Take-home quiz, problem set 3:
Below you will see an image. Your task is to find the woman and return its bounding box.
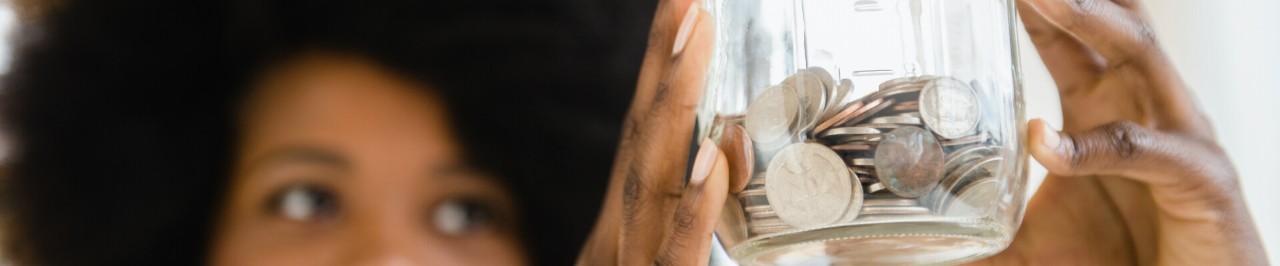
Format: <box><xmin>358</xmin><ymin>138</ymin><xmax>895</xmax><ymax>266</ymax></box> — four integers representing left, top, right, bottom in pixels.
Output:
<box><xmin>0</xmin><ymin>0</ymin><xmax>645</xmax><ymax>264</ymax></box>
<box><xmin>2</xmin><ymin>0</ymin><xmax>1268</xmax><ymax>265</ymax></box>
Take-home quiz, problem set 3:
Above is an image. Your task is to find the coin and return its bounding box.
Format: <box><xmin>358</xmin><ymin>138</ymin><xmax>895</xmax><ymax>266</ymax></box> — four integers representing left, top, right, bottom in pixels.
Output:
<box><xmin>719</xmin><ymin>124</ymin><xmax>756</xmax><ymax>193</ymax></box>
<box><xmin>850</xmin><ymin>158</ymin><xmax>876</xmax><ymax>167</ymax></box>
<box><xmin>867</xmin><ymin>115</ymin><xmax>921</xmax><ymax>125</ymax></box>
<box><xmin>765</xmin><ymin>143</ymin><xmax>852</xmax><ymax>228</ymax></box>
<box><xmin>842</xmin><ymin>98</ymin><xmax>896</xmax><ymax>126</ymax></box>
<box><xmin>745</xmin><ymin>85</ymin><xmax>801</xmax><ymax>149</ymax></box>
<box><xmin>863</xmin><ymin>198</ymin><xmax>918</xmax><ymax>207</ymax></box>
<box><xmin>784</xmin><ymin>71</ymin><xmax>829</xmax><ymax>133</ymax></box>
<box><xmin>866</xmin><ymin>182</ymin><xmax>887</xmax><ymax>193</ymax></box>
<box><xmin>836</xmin><ymin>169</ymin><xmax>865</xmax><ymax>222</ymax></box>
<box><xmin>931</xmin><ymin>156</ymin><xmax>1002</xmax><ymax>210</ymax></box>
<box><xmin>817</xmin><ymin>126</ymin><xmax>880</xmax><ymax>139</ymax></box>
<box><xmin>748</xmin><ymin>209</ymin><xmax>777</xmax><ymax>219</ymax></box>
<box><xmin>813</xmin><ymin>100</ymin><xmax>869</xmax><ymax>134</ymax></box>
<box><xmin>943</xmin><ymin>145</ymin><xmax>997</xmax><ymax>174</ymax></box>
<box><xmin>806</xmin><ymin>67</ymin><xmax>838</xmax><ymax>106</ymax></box>
<box><xmin>856</xmin><ymin>123</ymin><xmax>902</xmax><ymax>132</ymax></box>
<box><xmin>919</xmin><ymin>77</ymin><xmax>980</xmax><ymax>139</ymax></box>
<box><xmin>751</xmin><ymin>216</ymin><xmax>789</xmax><ymax>227</ymax></box>
<box><xmin>894</xmin><ymin>101</ymin><xmax>920</xmax><ymax>112</ymax></box>
<box><xmin>829</xmin><ymin>143</ymin><xmax>873</xmax><ymax>152</ymax></box>
<box><xmin>944</xmin><ymin>177</ymin><xmax>999</xmax><ymax>216</ymax></box>
<box><xmin>874</xmin><ymin>127</ymin><xmax>945</xmax><ymax>198</ymax></box>
<box><xmin>739</xmin><ymin>188</ymin><xmax>767</xmax><ymax>197</ymax></box>
<box><xmin>860</xmin><ymin>205</ymin><xmax>931</xmax><ymax>216</ymax></box>
<box><xmin>942</xmin><ymin>132</ymin><xmax>989</xmax><ymax>147</ymax></box>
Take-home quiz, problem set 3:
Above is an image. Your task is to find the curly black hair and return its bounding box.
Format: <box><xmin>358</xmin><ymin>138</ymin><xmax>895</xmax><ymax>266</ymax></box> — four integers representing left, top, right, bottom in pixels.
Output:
<box><xmin>0</xmin><ymin>0</ymin><xmax>656</xmax><ymax>265</ymax></box>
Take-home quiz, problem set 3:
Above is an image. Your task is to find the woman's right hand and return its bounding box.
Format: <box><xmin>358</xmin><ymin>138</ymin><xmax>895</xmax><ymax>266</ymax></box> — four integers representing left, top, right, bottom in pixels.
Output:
<box><xmin>971</xmin><ymin>0</ymin><xmax>1267</xmax><ymax>264</ymax></box>
<box><xmin>576</xmin><ymin>0</ymin><xmax>728</xmax><ymax>265</ymax></box>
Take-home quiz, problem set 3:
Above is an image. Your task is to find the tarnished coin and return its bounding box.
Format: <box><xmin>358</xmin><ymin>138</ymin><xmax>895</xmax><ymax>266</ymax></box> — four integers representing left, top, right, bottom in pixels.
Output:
<box><xmin>719</xmin><ymin>124</ymin><xmax>756</xmax><ymax>193</ymax></box>
<box><xmin>745</xmin><ymin>85</ymin><xmax>801</xmax><ymax>149</ymax></box>
<box><xmin>765</xmin><ymin>143</ymin><xmax>852</xmax><ymax>228</ymax></box>
<box><xmin>919</xmin><ymin>77</ymin><xmax>980</xmax><ymax>139</ymax></box>
<box><xmin>849</xmin><ymin>166</ymin><xmax>876</xmax><ymax>177</ymax></box>
<box><xmin>944</xmin><ymin>177</ymin><xmax>999</xmax><ymax>216</ymax></box>
<box><xmin>874</xmin><ymin>127</ymin><xmax>945</xmax><ymax>198</ymax></box>
<box><xmin>739</xmin><ymin>188</ymin><xmax>767</xmax><ymax>197</ymax></box>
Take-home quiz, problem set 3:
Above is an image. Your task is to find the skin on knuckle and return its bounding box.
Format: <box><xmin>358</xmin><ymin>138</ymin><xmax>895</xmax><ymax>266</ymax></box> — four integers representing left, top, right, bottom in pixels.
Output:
<box><xmin>1106</xmin><ymin>121</ymin><xmax>1146</xmax><ymax>161</ymax></box>
<box><xmin>1056</xmin><ymin>0</ymin><xmax>1098</xmax><ymax>33</ymax></box>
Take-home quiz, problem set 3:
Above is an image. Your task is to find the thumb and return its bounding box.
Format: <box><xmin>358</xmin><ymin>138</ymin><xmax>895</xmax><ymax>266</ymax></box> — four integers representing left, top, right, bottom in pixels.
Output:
<box><xmin>1027</xmin><ymin>119</ymin><xmax>1227</xmax><ymax>188</ymax></box>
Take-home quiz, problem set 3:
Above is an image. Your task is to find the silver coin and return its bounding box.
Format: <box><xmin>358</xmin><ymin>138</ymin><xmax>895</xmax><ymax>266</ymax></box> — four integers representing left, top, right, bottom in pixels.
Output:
<box><xmin>806</xmin><ymin>67</ymin><xmax>838</xmax><ymax>107</ymax></box>
<box><xmin>744</xmin><ymin>205</ymin><xmax>773</xmax><ymax>213</ymax></box>
<box><xmin>836</xmin><ymin>169</ymin><xmax>866</xmax><ymax>222</ymax></box>
<box><xmin>944</xmin><ymin>177</ymin><xmax>999</xmax><ymax>216</ymax></box>
<box><xmin>942</xmin><ymin>132</ymin><xmax>989</xmax><ymax>147</ymax></box>
<box><xmin>751</xmin><ymin>216</ymin><xmax>789</xmax><ymax>227</ymax></box>
<box><xmin>830</xmin><ymin>143</ymin><xmax>873</xmax><ymax>152</ymax></box>
<box><xmin>784</xmin><ymin>71</ymin><xmax>829</xmax><ymax>133</ymax></box>
<box><xmin>749</xmin><ymin>224</ymin><xmax>795</xmax><ymax>235</ymax></box>
<box><xmin>860</xmin><ymin>205</ymin><xmax>931</xmax><ymax>216</ymax></box>
<box><xmin>748</xmin><ymin>209</ymin><xmax>777</xmax><ymax>219</ymax></box>
<box><xmin>874</xmin><ymin>127</ymin><xmax>945</xmax><ymax>198</ymax></box>
<box><xmin>878</xmin><ymin>76</ymin><xmax>936</xmax><ymax>91</ymax></box>
<box><xmin>931</xmin><ymin>156</ymin><xmax>1002</xmax><ymax>210</ymax></box>
<box><xmin>817</xmin><ymin>126</ymin><xmax>881</xmax><ymax>139</ymax></box>
<box><xmin>897</xmin><ymin>112</ymin><xmax>922</xmax><ymax>118</ymax></box>
<box><xmin>943</xmin><ymin>145</ymin><xmax>997</xmax><ymax>174</ymax></box>
<box><xmin>867</xmin><ymin>115</ymin><xmax>922</xmax><ymax>125</ymax></box>
<box><xmin>745</xmin><ymin>85</ymin><xmax>801</xmax><ymax>149</ymax></box>
<box><xmin>850</xmin><ymin>158</ymin><xmax>876</xmax><ymax>167</ymax></box>
<box><xmin>866</xmin><ymin>182</ymin><xmax>887</xmax><ymax>193</ymax></box>
<box><xmin>919</xmin><ymin>77</ymin><xmax>980</xmax><ymax>139</ymax></box>
<box><xmin>863</xmin><ymin>198</ymin><xmax>919</xmax><ymax>207</ymax></box>
<box><xmin>849</xmin><ymin>166</ymin><xmax>876</xmax><ymax>177</ymax></box>
<box><xmin>765</xmin><ymin>143</ymin><xmax>852</xmax><ymax>228</ymax></box>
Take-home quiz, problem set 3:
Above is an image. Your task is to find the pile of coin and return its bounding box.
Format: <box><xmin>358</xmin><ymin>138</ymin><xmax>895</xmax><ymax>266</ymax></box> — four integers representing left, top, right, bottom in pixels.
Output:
<box><xmin>722</xmin><ymin>67</ymin><xmax>1007</xmax><ymax>235</ymax></box>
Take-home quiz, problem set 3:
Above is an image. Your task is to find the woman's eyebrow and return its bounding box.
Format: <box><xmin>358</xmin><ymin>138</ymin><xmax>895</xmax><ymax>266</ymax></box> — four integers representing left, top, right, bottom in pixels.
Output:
<box><xmin>255</xmin><ymin>146</ymin><xmax>350</xmax><ymax>170</ymax></box>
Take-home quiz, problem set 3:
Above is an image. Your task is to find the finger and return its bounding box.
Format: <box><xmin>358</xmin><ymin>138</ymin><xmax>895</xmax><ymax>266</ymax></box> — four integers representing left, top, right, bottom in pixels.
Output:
<box><xmin>1021</xmin><ymin>0</ymin><xmax>1160</xmax><ymax>69</ymax></box>
<box><xmin>1016</xmin><ymin>0</ymin><xmax>1104</xmax><ymax>92</ymax></box>
<box><xmin>655</xmin><ymin>140</ymin><xmax>729</xmax><ymax>266</ymax></box>
<box><xmin>1027</xmin><ymin>119</ymin><xmax>1234</xmax><ymax>191</ymax></box>
<box><xmin>632</xmin><ymin>0</ymin><xmax>701</xmax><ymax>113</ymax></box>
<box><xmin>618</xmin><ymin>4</ymin><xmax>715</xmax><ymax>263</ymax></box>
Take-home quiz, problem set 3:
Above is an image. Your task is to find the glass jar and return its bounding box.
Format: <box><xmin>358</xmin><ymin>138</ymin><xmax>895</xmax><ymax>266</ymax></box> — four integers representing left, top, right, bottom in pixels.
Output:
<box><xmin>694</xmin><ymin>0</ymin><xmax>1028</xmax><ymax>264</ymax></box>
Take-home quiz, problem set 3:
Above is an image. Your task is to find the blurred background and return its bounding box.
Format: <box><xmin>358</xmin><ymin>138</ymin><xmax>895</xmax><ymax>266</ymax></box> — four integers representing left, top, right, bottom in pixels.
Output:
<box><xmin>1019</xmin><ymin>0</ymin><xmax>1280</xmax><ymax>264</ymax></box>
<box><xmin>0</xmin><ymin>0</ymin><xmax>1274</xmax><ymax>264</ymax></box>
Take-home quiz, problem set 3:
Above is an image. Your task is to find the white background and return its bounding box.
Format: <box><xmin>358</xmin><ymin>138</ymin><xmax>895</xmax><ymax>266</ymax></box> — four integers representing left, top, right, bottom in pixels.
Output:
<box><xmin>0</xmin><ymin>0</ymin><xmax>1274</xmax><ymax>264</ymax></box>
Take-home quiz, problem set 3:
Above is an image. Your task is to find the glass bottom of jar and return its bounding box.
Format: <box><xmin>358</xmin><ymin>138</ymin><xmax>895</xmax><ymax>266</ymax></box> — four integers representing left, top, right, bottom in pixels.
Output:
<box><xmin>727</xmin><ymin>217</ymin><xmax>1013</xmax><ymax>265</ymax></box>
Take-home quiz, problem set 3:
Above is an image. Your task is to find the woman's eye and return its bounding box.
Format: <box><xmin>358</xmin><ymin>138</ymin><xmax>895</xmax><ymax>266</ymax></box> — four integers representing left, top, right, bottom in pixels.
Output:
<box><xmin>432</xmin><ymin>198</ymin><xmax>497</xmax><ymax>237</ymax></box>
<box><xmin>271</xmin><ymin>185</ymin><xmax>338</xmax><ymax>223</ymax></box>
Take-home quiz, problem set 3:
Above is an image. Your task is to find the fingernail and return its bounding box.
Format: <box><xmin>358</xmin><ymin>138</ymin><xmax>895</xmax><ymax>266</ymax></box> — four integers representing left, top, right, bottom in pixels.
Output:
<box><xmin>672</xmin><ymin>3</ymin><xmax>700</xmax><ymax>57</ymax></box>
<box><xmin>690</xmin><ymin>138</ymin><xmax>718</xmax><ymax>185</ymax></box>
<box><xmin>1040</xmin><ymin>122</ymin><xmax>1062</xmax><ymax>150</ymax></box>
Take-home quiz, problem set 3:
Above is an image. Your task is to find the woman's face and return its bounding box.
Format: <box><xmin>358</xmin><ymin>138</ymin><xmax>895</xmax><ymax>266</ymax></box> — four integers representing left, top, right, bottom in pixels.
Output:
<box><xmin>210</xmin><ymin>53</ymin><xmax>524</xmax><ymax>266</ymax></box>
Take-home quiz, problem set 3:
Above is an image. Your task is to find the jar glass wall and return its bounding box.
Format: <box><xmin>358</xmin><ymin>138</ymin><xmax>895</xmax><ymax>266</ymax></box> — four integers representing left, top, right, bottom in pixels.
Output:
<box><xmin>694</xmin><ymin>0</ymin><xmax>1029</xmax><ymax>264</ymax></box>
